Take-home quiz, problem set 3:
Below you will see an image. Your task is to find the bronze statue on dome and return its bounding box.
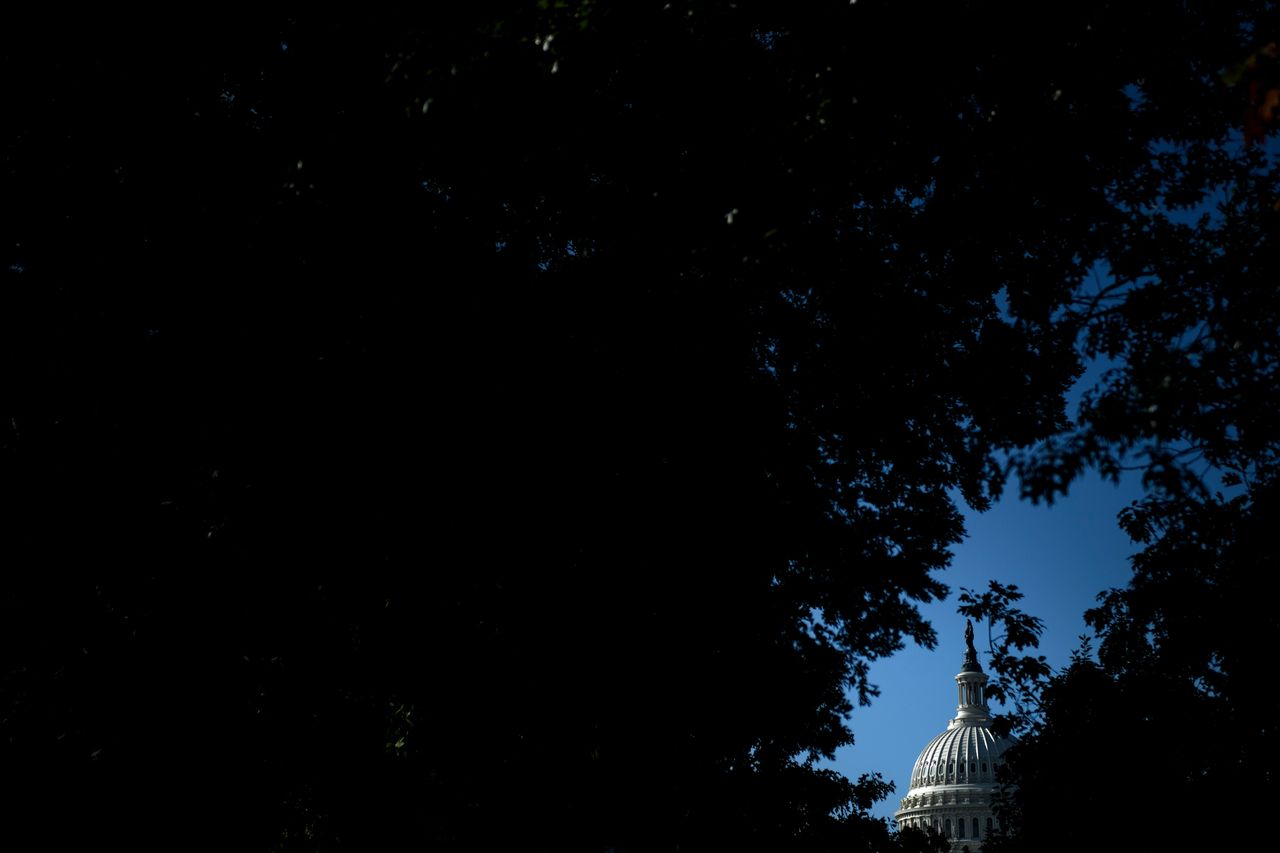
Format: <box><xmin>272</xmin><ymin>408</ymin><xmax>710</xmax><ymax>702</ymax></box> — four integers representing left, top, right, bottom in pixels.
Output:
<box><xmin>961</xmin><ymin>619</ymin><xmax>981</xmax><ymax>672</ymax></box>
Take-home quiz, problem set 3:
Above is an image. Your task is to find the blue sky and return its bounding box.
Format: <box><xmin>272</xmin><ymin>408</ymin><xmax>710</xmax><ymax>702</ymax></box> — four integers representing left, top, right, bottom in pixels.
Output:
<box><xmin>830</xmin><ymin>466</ymin><xmax>1144</xmax><ymax>821</ymax></box>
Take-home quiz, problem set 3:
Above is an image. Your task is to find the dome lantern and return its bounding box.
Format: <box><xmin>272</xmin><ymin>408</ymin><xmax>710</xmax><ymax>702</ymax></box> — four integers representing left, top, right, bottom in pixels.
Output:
<box><xmin>954</xmin><ymin>619</ymin><xmax>990</xmax><ymax>722</ymax></box>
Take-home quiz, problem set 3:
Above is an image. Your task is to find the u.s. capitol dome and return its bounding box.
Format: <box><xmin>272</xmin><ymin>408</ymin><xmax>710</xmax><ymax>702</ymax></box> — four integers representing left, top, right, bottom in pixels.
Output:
<box><xmin>894</xmin><ymin>622</ymin><xmax>1012</xmax><ymax>851</ymax></box>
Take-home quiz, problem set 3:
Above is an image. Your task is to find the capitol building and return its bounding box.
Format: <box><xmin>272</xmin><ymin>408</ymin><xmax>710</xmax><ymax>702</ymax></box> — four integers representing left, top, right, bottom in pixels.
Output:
<box><xmin>894</xmin><ymin>623</ymin><xmax>1012</xmax><ymax>851</ymax></box>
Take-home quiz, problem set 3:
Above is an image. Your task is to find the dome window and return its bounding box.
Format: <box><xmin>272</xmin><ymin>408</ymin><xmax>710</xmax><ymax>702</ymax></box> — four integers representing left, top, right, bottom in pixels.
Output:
<box><xmin>986</xmin><ymin>817</ymin><xmax>993</xmax><ymax>834</ymax></box>
<box><xmin>945</xmin><ymin>819</ymin><xmax>951</xmax><ymax>837</ymax></box>
<box><xmin>981</xmin><ymin>761</ymin><xmax>987</xmax><ymax>772</ymax></box>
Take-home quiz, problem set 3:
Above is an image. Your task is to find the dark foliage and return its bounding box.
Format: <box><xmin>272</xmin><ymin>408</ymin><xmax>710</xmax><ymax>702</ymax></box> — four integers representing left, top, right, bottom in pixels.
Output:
<box><xmin>2</xmin><ymin>3</ymin><xmax>1275</xmax><ymax>850</ymax></box>
<box><xmin>987</xmin><ymin>477</ymin><xmax>1280</xmax><ymax>850</ymax></box>
<box><xmin>981</xmin><ymin>5</ymin><xmax>1280</xmax><ymax>849</ymax></box>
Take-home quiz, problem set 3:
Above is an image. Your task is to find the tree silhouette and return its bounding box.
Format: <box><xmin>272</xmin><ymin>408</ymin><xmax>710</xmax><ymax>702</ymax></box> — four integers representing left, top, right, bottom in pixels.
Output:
<box><xmin>2</xmin><ymin>4</ymin><xmax>1276</xmax><ymax>850</ymax></box>
<box><xmin>981</xmin><ymin>15</ymin><xmax>1280</xmax><ymax>850</ymax></box>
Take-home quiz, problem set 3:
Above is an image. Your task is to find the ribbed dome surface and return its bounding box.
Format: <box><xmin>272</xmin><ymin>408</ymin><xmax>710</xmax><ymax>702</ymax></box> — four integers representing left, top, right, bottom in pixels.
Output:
<box><xmin>908</xmin><ymin>721</ymin><xmax>1010</xmax><ymax>788</ymax></box>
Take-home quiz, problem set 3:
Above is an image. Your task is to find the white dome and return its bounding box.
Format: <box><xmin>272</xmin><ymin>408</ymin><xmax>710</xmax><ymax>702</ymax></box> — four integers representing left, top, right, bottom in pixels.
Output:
<box><xmin>894</xmin><ymin>624</ymin><xmax>1014</xmax><ymax>852</ymax></box>
<box><xmin>909</xmin><ymin>722</ymin><xmax>1009</xmax><ymax>789</ymax></box>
